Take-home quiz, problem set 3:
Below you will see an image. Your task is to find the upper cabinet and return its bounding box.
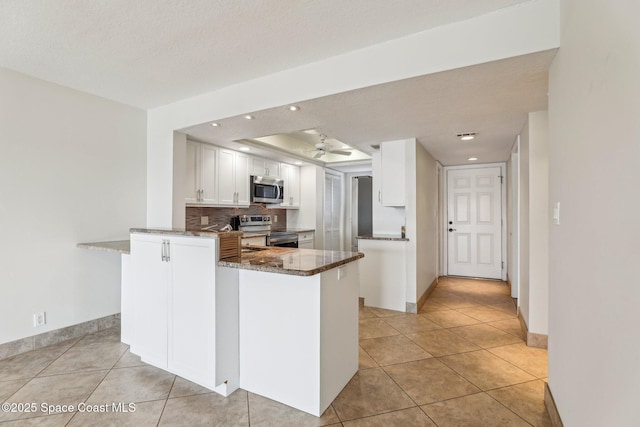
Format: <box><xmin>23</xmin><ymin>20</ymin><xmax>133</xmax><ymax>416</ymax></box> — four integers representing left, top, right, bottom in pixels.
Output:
<box><xmin>280</xmin><ymin>163</ymin><xmax>300</xmax><ymax>208</ymax></box>
<box><xmin>379</xmin><ymin>140</ymin><xmax>406</xmax><ymax>206</ymax></box>
<box><xmin>250</xmin><ymin>157</ymin><xmax>280</xmax><ymax>179</ymax></box>
<box><xmin>218</xmin><ymin>149</ymin><xmax>250</xmax><ymax>206</ymax></box>
<box><xmin>186</xmin><ymin>141</ymin><xmax>219</xmax><ymax>204</ymax></box>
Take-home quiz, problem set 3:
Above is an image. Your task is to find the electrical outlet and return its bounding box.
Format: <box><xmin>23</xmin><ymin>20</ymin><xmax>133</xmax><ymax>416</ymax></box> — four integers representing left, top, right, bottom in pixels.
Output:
<box><xmin>274</xmin><ymin>215</ymin><xmax>278</xmax><ymax>223</ymax></box>
<box><xmin>201</xmin><ymin>216</ymin><xmax>209</xmax><ymax>225</ymax></box>
<box><xmin>33</xmin><ymin>312</ymin><xmax>46</xmax><ymax>327</ymax></box>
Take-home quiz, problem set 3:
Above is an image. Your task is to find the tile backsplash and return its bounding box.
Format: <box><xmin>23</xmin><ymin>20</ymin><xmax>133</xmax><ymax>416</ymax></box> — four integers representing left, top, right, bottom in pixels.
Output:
<box><xmin>186</xmin><ymin>205</ymin><xmax>287</xmax><ymax>231</ymax></box>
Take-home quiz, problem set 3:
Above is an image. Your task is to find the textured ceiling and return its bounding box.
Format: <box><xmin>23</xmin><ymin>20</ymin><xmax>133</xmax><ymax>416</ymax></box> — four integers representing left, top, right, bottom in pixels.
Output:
<box><xmin>1</xmin><ymin>0</ymin><xmax>529</xmax><ymax>109</ymax></box>
<box><xmin>184</xmin><ymin>50</ymin><xmax>556</xmax><ymax>166</ymax></box>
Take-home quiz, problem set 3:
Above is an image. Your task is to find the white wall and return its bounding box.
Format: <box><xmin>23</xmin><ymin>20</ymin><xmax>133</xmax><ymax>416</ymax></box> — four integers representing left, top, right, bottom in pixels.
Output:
<box><xmin>517</xmin><ymin>111</ymin><xmax>550</xmax><ymax>335</ymax></box>
<box><xmin>146</xmin><ymin>0</ymin><xmax>559</xmax><ymax>228</ymax></box>
<box><xmin>0</xmin><ymin>69</ymin><xmax>146</xmax><ymax>344</ymax></box>
<box><xmin>415</xmin><ymin>143</ymin><xmax>438</xmax><ymax>300</ymax></box>
<box><xmin>548</xmin><ymin>1</ymin><xmax>640</xmax><ymax>425</ymax></box>
<box><xmin>527</xmin><ymin>111</ymin><xmax>549</xmax><ymax>334</ymax></box>
<box><xmin>518</xmin><ymin>117</ymin><xmax>531</xmax><ymax>323</ymax></box>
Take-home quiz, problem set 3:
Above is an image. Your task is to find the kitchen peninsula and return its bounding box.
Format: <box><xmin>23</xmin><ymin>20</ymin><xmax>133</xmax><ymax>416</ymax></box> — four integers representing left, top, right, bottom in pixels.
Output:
<box><xmin>124</xmin><ymin>229</ymin><xmax>363</xmax><ymax>417</ymax></box>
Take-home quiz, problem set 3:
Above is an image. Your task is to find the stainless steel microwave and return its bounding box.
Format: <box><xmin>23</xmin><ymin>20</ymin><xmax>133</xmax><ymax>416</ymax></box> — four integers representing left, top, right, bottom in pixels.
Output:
<box><xmin>251</xmin><ymin>176</ymin><xmax>284</xmax><ymax>203</ymax></box>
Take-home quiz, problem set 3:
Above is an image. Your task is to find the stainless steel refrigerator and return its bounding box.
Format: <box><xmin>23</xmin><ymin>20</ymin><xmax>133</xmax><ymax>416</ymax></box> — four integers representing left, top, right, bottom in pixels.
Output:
<box><xmin>351</xmin><ymin>176</ymin><xmax>372</xmax><ymax>251</ymax></box>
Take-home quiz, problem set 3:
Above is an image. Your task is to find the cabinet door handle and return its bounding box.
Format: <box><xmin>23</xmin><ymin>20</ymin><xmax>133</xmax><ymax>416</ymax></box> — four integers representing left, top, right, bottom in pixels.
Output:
<box><xmin>161</xmin><ymin>241</ymin><xmax>165</xmax><ymax>261</ymax></box>
<box><xmin>166</xmin><ymin>240</ymin><xmax>171</xmax><ymax>262</ymax></box>
<box><xmin>378</xmin><ymin>190</ymin><xmax>381</xmax><ymax>203</ymax></box>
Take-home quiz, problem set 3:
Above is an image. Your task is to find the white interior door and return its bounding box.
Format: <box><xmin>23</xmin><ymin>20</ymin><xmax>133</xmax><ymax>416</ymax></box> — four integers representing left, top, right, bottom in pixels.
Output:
<box><xmin>447</xmin><ymin>167</ymin><xmax>503</xmax><ymax>279</ymax></box>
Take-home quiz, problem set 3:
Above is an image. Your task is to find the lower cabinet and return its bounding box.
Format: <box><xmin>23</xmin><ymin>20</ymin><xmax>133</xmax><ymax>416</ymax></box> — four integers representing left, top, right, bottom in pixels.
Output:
<box><xmin>129</xmin><ymin>233</ymin><xmax>238</xmax><ymax>395</ymax></box>
<box><xmin>297</xmin><ymin>231</ymin><xmax>314</xmax><ymax>249</ymax></box>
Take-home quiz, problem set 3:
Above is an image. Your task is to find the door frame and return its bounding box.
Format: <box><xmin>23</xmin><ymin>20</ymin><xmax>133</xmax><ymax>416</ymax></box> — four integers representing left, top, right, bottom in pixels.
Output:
<box><xmin>442</xmin><ymin>162</ymin><xmax>507</xmax><ymax>281</ymax></box>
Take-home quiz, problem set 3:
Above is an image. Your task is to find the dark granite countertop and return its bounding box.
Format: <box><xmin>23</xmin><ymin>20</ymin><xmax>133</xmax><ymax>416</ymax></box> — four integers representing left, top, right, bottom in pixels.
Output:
<box><xmin>356</xmin><ymin>234</ymin><xmax>409</xmax><ymax>242</ymax></box>
<box><xmin>218</xmin><ymin>246</ymin><xmax>363</xmax><ymax>276</ymax></box>
<box><xmin>130</xmin><ymin>228</ymin><xmax>243</xmax><ymax>238</ymax></box>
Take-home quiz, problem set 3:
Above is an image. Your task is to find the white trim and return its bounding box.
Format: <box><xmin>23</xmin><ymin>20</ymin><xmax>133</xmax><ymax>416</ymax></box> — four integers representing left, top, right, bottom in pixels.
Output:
<box><xmin>443</xmin><ymin>162</ymin><xmax>508</xmax><ymax>281</ymax></box>
<box><xmin>510</xmin><ymin>137</ymin><xmax>521</xmax><ymax>298</ymax></box>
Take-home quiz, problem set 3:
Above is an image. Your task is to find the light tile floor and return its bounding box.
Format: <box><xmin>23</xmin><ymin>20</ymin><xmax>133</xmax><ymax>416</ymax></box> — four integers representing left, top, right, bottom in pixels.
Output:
<box><xmin>0</xmin><ymin>277</ymin><xmax>551</xmax><ymax>426</ymax></box>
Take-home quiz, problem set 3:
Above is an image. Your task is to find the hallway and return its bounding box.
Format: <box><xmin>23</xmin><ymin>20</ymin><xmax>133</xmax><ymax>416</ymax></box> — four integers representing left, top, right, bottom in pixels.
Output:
<box><xmin>0</xmin><ymin>277</ymin><xmax>550</xmax><ymax>426</ymax></box>
<box><xmin>349</xmin><ymin>276</ymin><xmax>551</xmax><ymax>426</ymax></box>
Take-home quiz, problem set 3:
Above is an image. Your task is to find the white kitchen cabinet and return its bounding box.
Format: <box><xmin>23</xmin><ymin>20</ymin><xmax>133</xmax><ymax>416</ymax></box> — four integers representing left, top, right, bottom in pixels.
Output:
<box><xmin>250</xmin><ymin>157</ymin><xmax>280</xmax><ymax>179</ymax></box>
<box><xmin>280</xmin><ymin>163</ymin><xmax>300</xmax><ymax>208</ymax></box>
<box><xmin>218</xmin><ymin>149</ymin><xmax>250</xmax><ymax>206</ymax></box>
<box><xmin>297</xmin><ymin>231</ymin><xmax>314</xmax><ymax>249</ymax></box>
<box><xmin>185</xmin><ymin>141</ymin><xmax>219</xmax><ymax>204</ymax></box>
<box><xmin>380</xmin><ymin>140</ymin><xmax>406</xmax><ymax>206</ymax></box>
<box><xmin>241</xmin><ymin>235</ymin><xmax>267</xmax><ymax>246</ymax></box>
<box><xmin>129</xmin><ymin>233</ymin><xmax>239</xmax><ymax>395</ymax></box>
<box><xmin>357</xmin><ymin>238</ymin><xmax>407</xmax><ymax>312</ymax></box>
<box><xmin>130</xmin><ymin>234</ymin><xmax>170</xmax><ymax>368</ymax></box>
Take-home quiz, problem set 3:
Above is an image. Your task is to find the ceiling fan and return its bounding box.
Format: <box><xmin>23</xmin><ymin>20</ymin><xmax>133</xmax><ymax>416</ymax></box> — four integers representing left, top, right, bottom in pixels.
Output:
<box><xmin>313</xmin><ymin>134</ymin><xmax>352</xmax><ymax>159</ymax></box>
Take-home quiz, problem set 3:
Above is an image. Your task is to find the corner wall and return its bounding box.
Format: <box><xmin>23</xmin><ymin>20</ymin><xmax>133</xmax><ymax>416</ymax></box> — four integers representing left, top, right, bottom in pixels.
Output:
<box><xmin>548</xmin><ymin>1</ymin><xmax>640</xmax><ymax>424</ymax></box>
<box><xmin>0</xmin><ymin>69</ymin><xmax>147</xmax><ymax>344</ymax></box>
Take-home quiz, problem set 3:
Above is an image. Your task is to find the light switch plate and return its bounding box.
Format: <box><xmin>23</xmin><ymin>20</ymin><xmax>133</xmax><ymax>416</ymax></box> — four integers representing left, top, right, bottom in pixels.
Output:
<box><xmin>553</xmin><ymin>202</ymin><xmax>560</xmax><ymax>225</ymax></box>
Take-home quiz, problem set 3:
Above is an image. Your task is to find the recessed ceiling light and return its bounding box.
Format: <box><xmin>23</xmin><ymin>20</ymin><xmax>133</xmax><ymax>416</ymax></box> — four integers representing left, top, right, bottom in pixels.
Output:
<box><xmin>468</xmin><ymin>157</ymin><xmax>478</xmax><ymax>161</ymax></box>
<box><xmin>239</xmin><ymin>147</ymin><xmax>250</xmax><ymax>152</ymax></box>
<box><xmin>210</xmin><ymin>122</ymin><xmax>221</xmax><ymax>127</ymax></box>
<box><xmin>244</xmin><ymin>115</ymin><xmax>255</xmax><ymax>120</ymax></box>
<box><xmin>288</xmin><ymin>105</ymin><xmax>300</xmax><ymax>111</ymax></box>
<box><xmin>294</xmin><ymin>161</ymin><xmax>303</xmax><ymax>165</ymax></box>
<box><xmin>457</xmin><ymin>132</ymin><xmax>478</xmax><ymax>140</ymax></box>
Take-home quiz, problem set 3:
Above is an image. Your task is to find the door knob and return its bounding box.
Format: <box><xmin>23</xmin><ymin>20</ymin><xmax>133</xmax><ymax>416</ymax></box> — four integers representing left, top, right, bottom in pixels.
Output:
<box><xmin>448</xmin><ymin>228</ymin><xmax>456</xmax><ymax>232</ymax></box>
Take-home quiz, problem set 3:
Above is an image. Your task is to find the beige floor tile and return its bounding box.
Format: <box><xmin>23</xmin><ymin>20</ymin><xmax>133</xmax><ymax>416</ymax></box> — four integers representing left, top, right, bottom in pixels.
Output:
<box><xmin>448</xmin><ymin>324</ymin><xmax>523</xmax><ymax>348</ymax></box>
<box><xmin>488</xmin><ymin>342</ymin><xmax>548</xmax><ymax>378</ymax></box>
<box><xmin>421</xmin><ymin>310</ymin><xmax>482</xmax><ymax>328</ymax></box>
<box><xmin>86</xmin><ymin>365</ymin><xmax>175</xmax><ymax>404</ymax></box>
<box><xmin>406</xmin><ymin>329</ymin><xmax>481</xmax><ymax>357</ymax></box>
<box><xmin>428</xmin><ymin>297</ymin><xmax>480</xmax><ymax>310</ymax></box>
<box><xmin>0</xmin><ymin>370</ymin><xmax>108</xmax><ymax>422</ymax></box>
<box><xmin>0</xmin><ymin>343</ymin><xmax>71</xmax><ymax>381</ymax></box>
<box><xmin>343</xmin><ymin>407</ymin><xmax>436</xmax><ymax>426</ymax></box>
<box><xmin>359</xmin><ymin>306</ymin><xmax>376</xmax><ymax>320</ymax></box>
<box><xmin>358</xmin><ymin>347</ymin><xmax>378</xmax><ymax>370</ymax></box>
<box><xmin>384</xmin><ymin>358</ymin><xmax>480</xmax><ymax>405</ymax></box>
<box><xmin>366</xmin><ymin>306</ymin><xmax>406</xmax><ymax>318</ymax></box>
<box><xmin>0</xmin><ymin>378</ymin><xmax>29</xmax><ymax>402</ymax></box>
<box><xmin>38</xmin><ymin>342</ymin><xmax>128</xmax><ymax>376</ymax></box>
<box><xmin>440</xmin><ymin>350</ymin><xmax>535</xmax><ymax>390</ymax></box>
<box><xmin>113</xmin><ymin>349</ymin><xmax>147</xmax><ymax>369</ymax></box>
<box><xmin>67</xmin><ymin>399</ymin><xmax>165</xmax><ymax>427</ymax></box>
<box><xmin>0</xmin><ymin>413</ymin><xmax>75</xmax><ymax>426</ymax></box>
<box><xmin>359</xmin><ymin>335</ymin><xmax>432</xmax><ymax>366</ymax></box>
<box><xmin>488</xmin><ymin>380</ymin><xmax>553</xmax><ymax>427</ymax></box>
<box><xmin>74</xmin><ymin>327</ymin><xmax>122</xmax><ymax>347</ymax></box>
<box><xmin>422</xmin><ymin>392</ymin><xmax>530</xmax><ymax>427</ymax></box>
<box><xmin>248</xmin><ymin>392</ymin><xmax>340</xmax><ymax>426</ymax></box>
<box><xmin>331</xmin><ymin>368</ymin><xmax>415</xmax><ymax>421</ymax></box>
<box><xmin>382</xmin><ymin>315</ymin><xmax>442</xmax><ymax>334</ymax></box>
<box><xmin>488</xmin><ymin>302</ymin><xmax>518</xmax><ymax>315</ymax></box>
<box><xmin>455</xmin><ymin>306</ymin><xmax>516</xmax><ymax>322</ymax></box>
<box><xmin>169</xmin><ymin>376</ymin><xmax>213</xmax><ymax>398</ymax></box>
<box><xmin>488</xmin><ymin>319</ymin><xmax>525</xmax><ymax>339</ymax></box>
<box><xmin>418</xmin><ymin>299</ymin><xmax>449</xmax><ymax>313</ymax></box>
<box><xmin>358</xmin><ymin>318</ymin><xmax>400</xmax><ymax>340</ymax></box>
<box><xmin>159</xmin><ymin>389</ymin><xmax>248</xmax><ymax>426</ymax></box>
